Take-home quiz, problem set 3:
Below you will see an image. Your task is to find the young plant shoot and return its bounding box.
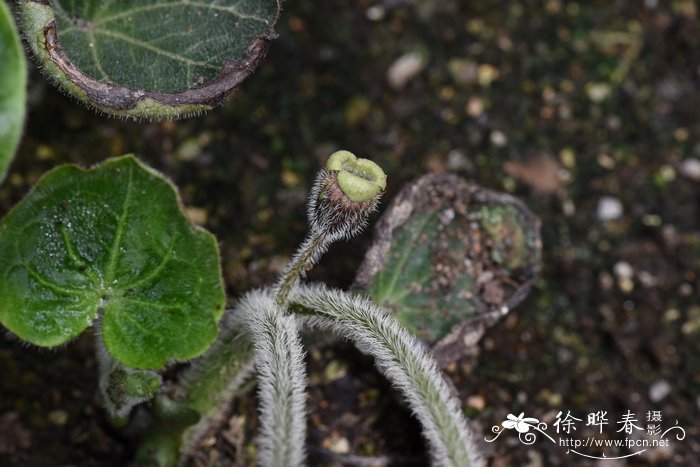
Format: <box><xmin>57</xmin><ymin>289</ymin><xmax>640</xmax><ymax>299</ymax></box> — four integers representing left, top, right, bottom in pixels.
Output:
<box><xmin>0</xmin><ymin>2</ymin><xmax>545</xmax><ymax>465</ymax></box>
<box><xmin>0</xmin><ymin>135</ymin><xmax>524</xmax><ymax>466</ymax></box>
<box><xmin>138</xmin><ymin>151</ymin><xmax>485</xmax><ymax>467</ymax></box>
<box><xmin>247</xmin><ymin>150</ymin><xmax>387</xmax><ymax>466</ymax></box>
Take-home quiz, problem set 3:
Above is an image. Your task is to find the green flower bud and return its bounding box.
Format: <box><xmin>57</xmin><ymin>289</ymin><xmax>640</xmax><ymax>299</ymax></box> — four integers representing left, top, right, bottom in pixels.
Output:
<box><xmin>308</xmin><ymin>151</ymin><xmax>387</xmax><ymax>242</ymax></box>
<box><xmin>326</xmin><ymin>150</ymin><xmax>387</xmax><ymax>202</ymax></box>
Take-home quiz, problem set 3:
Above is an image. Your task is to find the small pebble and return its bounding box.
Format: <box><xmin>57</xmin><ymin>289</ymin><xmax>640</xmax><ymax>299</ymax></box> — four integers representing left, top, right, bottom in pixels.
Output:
<box><xmin>596</xmin><ymin>196</ymin><xmax>623</xmax><ymax>221</ymax></box>
<box><xmin>176</xmin><ymin>139</ymin><xmax>201</xmax><ymax>161</ymax></box>
<box><xmin>466</xmin><ymin>395</ymin><xmax>486</xmax><ymax>410</ymax></box>
<box><xmin>365</xmin><ymin>5</ymin><xmax>385</xmax><ymax>21</ymax></box>
<box><xmin>446</xmin><ymin>149</ymin><xmax>473</xmax><ymax>172</ymax></box>
<box><xmin>466</xmin><ymin>97</ymin><xmax>484</xmax><ymax>117</ymax></box>
<box><xmin>649</xmin><ymin>380</ymin><xmax>671</xmax><ymax>402</ymax></box>
<box><xmin>325</xmin><ymin>434</ymin><xmax>350</xmax><ymax>454</ymax></box>
<box><xmin>387</xmin><ymin>52</ymin><xmax>426</xmax><ymax>89</ymax></box>
<box><xmin>185</xmin><ymin>207</ymin><xmax>208</xmax><ymax>225</ymax></box>
<box><xmin>679</xmin><ymin>283</ymin><xmax>693</xmax><ymax>297</ymax></box>
<box><xmin>323</xmin><ymin>360</ymin><xmax>348</xmax><ymax>382</ymax></box>
<box><xmin>47</xmin><ymin>410</ymin><xmax>69</xmax><ymax>426</ymax></box>
<box><xmin>638</xmin><ymin>270</ymin><xmax>658</xmax><ymax>287</ymax></box>
<box><xmin>613</xmin><ymin>261</ymin><xmax>635</xmax><ymax>292</ymax></box>
<box><xmin>447</xmin><ymin>58</ymin><xmax>478</xmax><ymax>85</ymax></box>
<box><xmin>490</xmin><ymin>130</ymin><xmax>508</xmax><ymax>147</ymax></box>
<box><xmin>664</xmin><ymin>308</ymin><xmax>681</xmax><ymax>321</ymax></box>
<box><xmin>477</xmin><ymin>64</ymin><xmax>500</xmax><ymax>86</ymax></box>
<box><xmin>613</xmin><ymin>261</ymin><xmax>634</xmax><ymax>280</ymax></box>
<box><xmin>586</xmin><ymin>82</ymin><xmax>611</xmax><ymax>103</ymax></box>
<box><xmin>679</xmin><ymin>158</ymin><xmax>700</xmax><ymax>182</ymax></box>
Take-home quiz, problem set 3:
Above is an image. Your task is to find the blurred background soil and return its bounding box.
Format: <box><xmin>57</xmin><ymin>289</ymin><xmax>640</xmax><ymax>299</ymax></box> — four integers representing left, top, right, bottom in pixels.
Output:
<box><xmin>1</xmin><ymin>0</ymin><xmax>699</xmax><ymax>465</ymax></box>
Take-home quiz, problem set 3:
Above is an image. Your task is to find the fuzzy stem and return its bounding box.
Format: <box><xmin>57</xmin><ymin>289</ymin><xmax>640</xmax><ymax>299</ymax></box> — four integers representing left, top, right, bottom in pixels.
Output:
<box><xmin>238</xmin><ymin>290</ymin><xmax>308</xmax><ymax>467</ymax></box>
<box><xmin>137</xmin><ymin>284</ymin><xmax>484</xmax><ymax>466</ymax></box>
<box><xmin>289</xmin><ymin>284</ymin><xmax>484</xmax><ymax>467</ymax></box>
<box><xmin>274</xmin><ymin>231</ymin><xmax>328</xmax><ymax>306</ymax></box>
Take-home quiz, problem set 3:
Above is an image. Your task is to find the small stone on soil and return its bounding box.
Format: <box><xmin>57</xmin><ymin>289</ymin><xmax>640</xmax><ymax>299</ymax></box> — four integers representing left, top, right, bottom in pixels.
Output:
<box><xmin>387</xmin><ymin>52</ymin><xmax>426</xmax><ymax>89</ymax></box>
<box><xmin>649</xmin><ymin>379</ymin><xmax>672</xmax><ymax>402</ymax></box>
<box><xmin>47</xmin><ymin>409</ymin><xmax>69</xmax><ymax>426</ymax></box>
<box><xmin>596</xmin><ymin>196</ymin><xmax>623</xmax><ymax>221</ymax></box>
<box><xmin>679</xmin><ymin>158</ymin><xmax>700</xmax><ymax>182</ymax></box>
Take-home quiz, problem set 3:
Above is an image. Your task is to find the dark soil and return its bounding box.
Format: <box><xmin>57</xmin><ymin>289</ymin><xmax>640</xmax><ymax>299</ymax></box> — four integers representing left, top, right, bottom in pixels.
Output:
<box><xmin>1</xmin><ymin>0</ymin><xmax>699</xmax><ymax>465</ymax></box>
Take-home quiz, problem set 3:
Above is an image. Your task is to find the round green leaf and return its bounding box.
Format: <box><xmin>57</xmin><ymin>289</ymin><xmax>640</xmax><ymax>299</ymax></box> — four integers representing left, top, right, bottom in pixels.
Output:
<box><xmin>0</xmin><ymin>0</ymin><xmax>27</xmax><ymax>182</ymax></box>
<box><xmin>19</xmin><ymin>0</ymin><xmax>281</xmax><ymax>119</ymax></box>
<box><xmin>354</xmin><ymin>174</ymin><xmax>541</xmax><ymax>364</ymax></box>
<box><xmin>0</xmin><ymin>155</ymin><xmax>225</xmax><ymax>369</ymax></box>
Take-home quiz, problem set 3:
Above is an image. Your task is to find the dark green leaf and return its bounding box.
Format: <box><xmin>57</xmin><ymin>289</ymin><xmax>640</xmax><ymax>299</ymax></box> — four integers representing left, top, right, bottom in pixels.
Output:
<box><xmin>0</xmin><ymin>155</ymin><xmax>225</xmax><ymax>369</ymax></box>
<box><xmin>0</xmin><ymin>0</ymin><xmax>27</xmax><ymax>182</ymax></box>
<box><xmin>354</xmin><ymin>174</ymin><xmax>541</xmax><ymax>364</ymax></box>
<box><xmin>19</xmin><ymin>0</ymin><xmax>281</xmax><ymax>118</ymax></box>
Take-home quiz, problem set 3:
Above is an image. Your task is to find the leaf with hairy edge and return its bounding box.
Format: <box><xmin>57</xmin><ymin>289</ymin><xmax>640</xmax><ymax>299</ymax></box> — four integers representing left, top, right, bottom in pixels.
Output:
<box><xmin>0</xmin><ymin>156</ymin><xmax>225</xmax><ymax>369</ymax></box>
<box><xmin>0</xmin><ymin>0</ymin><xmax>27</xmax><ymax>182</ymax></box>
<box><xmin>354</xmin><ymin>173</ymin><xmax>541</xmax><ymax>366</ymax></box>
<box><xmin>19</xmin><ymin>0</ymin><xmax>281</xmax><ymax>119</ymax></box>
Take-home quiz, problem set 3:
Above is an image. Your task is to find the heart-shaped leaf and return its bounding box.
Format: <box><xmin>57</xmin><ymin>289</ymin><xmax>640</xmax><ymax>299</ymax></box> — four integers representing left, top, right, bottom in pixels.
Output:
<box><xmin>0</xmin><ymin>0</ymin><xmax>27</xmax><ymax>182</ymax></box>
<box><xmin>354</xmin><ymin>173</ymin><xmax>541</xmax><ymax>365</ymax></box>
<box><xmin>0</xmin><ymin>156</ymin><xmax>225</xmax><ymax>369</ymax></box>
<box><xmin>19</xmin><ymin>0</ymin><xmax>281</xmax><ymax>119</ymax></box>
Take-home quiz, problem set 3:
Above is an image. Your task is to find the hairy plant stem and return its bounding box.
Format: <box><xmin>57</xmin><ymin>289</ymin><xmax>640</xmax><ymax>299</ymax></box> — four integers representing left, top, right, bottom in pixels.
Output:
<box><xmin>238</xmin><ymin>290</ymin><xmax>308</xmax><ymax>467</ymax></box>
<box><xmin>137</xmin><ymin>285</ymin><xmax>484</xmax><ymax>467</ymax></box>
<box><xmin>289</xmin><ymin>284</ymin><xmax>484</xmax><ymax>467</ymax></box>
<box><xmin>274</xmin><ymin>231</ymin><xmax>327</xmax><ymax>306</ymax></box>
<box><xmin>256</xmin><ymin>226</ymin><xmax>328</xmax><ymax>465</ymax></box>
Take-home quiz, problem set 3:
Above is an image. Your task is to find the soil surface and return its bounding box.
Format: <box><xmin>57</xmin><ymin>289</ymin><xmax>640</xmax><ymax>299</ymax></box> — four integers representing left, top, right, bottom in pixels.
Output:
<box><xmin>1</xmin><ymin>0</ymin><xmax>699</xmax><ymax>466</ymax></box>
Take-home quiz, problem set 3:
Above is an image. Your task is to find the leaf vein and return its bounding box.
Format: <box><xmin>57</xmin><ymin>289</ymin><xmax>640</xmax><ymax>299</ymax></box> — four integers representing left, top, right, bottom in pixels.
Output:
<box><xmin>59</xmin><ymin>224</ymin><xmax>101</xmax><ymax>284</ymax></box>
<box><xmin>118</xmin><ymin>306</ymin><xmax>151</xmax><ymax>335</ymax></box>
<box><xmin>95</xmin><ymin>0</ymin><xmax>118</xmax><ymax>17</ymax></box>
<box><xmin>93</xmin><ymin>29</ymin><xmax>220</xmax><ymax>70</ymax></box>
<box><xmin>87</xmin><ymin>31</ymin><xmax>111</xmax><ymax>81</ymax></box>
<box><xmin>119</xmin><ymin>296</ymin><xmax>183</xmax><ymax>311</ymax></box>
<box><xmin>21</xmin><ymin>265</ymin><xmax>86</xmax><ymax>296</ymax></box>
<box><xmin>93</xmin><ymin>1</ymin><xmax>269</xmax><ymax>27</ymax></box>
<box><xmin>105</xmin><ymin>163</ymin><xmax>134</xmax><ymax>284</ymax></box>
<box><xmin>376</xmin><ymin>215</ymin><xmax>434</xmax><ymax>303</ymax></box>
<box><xmin>118</xmin><ymin>234</ymin><xmax>179</xmax><ymax>291</ymax></box>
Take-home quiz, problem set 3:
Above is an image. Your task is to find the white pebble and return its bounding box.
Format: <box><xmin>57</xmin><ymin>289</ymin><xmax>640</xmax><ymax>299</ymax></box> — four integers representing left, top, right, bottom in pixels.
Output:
<box><xmin>366</xmin><ymin>5</ymin><xmax>385</xmax><ymax>21</ymax></box>
<box><xmin>587</xmin><ymin>82</ymin><xmax>611</xmax><ymax>103</ymax></box>
<box><xmin>490</xmin><ymin>130</ymin><xmax>508</xmax><ymax>147</ymax></box>
<box><xmin>679</xmin><ymin>158</ymin><xmax>700</xmax><ymax>182</ymax></box>
<box><xmin>447</xmin><ymin>149</ymin><xmax>472</xmax><ymax>172</ymax></box>
<box><xmin>387</xmin><ymin>52</ymin><xmax>426</xmax><ymax>89</ymax></box>
<box><xmin>597</xmin><ymin>196</ymin><xmax>623</xmax><ymax>221</ymax></box>
<box><xmin>613</xmin><ymin>261</ymin><xmax>634</xmax><ymax>280</ymax></box>
<box><xmin>328</xmin><ymin>435</ymin><xmax>350</xmax><ymax>454</ymax></box>
<box><xmin>649</xmin><ymin>379</ymin><xmax>672</xmax><ymax>402</ymax></box>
